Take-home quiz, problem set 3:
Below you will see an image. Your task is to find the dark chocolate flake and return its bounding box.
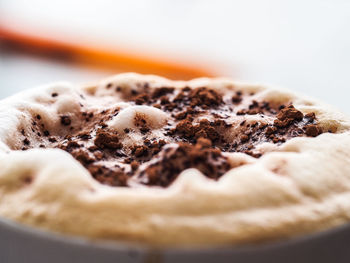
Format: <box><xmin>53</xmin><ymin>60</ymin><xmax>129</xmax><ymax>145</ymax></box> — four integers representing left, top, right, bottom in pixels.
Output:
<box><xmin>305</xmin><ymin>124</ymin><xmax>321</xmax><ymax>137</ymax></box>
<box><xmin>60</xmin><ymin>116</ymin><xmax>71</xmax><ymax>126</ymax></box>
<box><xmin>23</xmin><ymin>138</ymin><xmax>30</xmax><ymax>146</ymax></box>
<box><xmin>18</xmin><ymin>84</ymin><xmax>325</xmax><ymax>188</ymax></box>
<box><xmin>141</xmin><ymin>138</ymin><xmax>232</xmax><ymax>187</ymax></box>
<box><xmin>94</xmin><ymin>130</ymin><xmax>122</xmax><ymax>149</ymax></box>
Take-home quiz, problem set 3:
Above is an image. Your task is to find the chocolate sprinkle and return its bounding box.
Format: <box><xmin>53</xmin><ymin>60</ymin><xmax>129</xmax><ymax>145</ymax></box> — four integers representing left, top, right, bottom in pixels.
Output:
<box><xmin>23</xmin><ymin>138</ymin><xmax>30</xmax><ymax>146</ymax></box>
<box><xmin>94</xmin><ymin>129</ymin><xmax>122</xmax><ymax>149</ymax></box>
<box><xmin>60</xmin><ymin>116</ymin><xmax>71</xmax><ymax>126</ymax></box>
<box><xmin>140</xmin><ymin>138</ymin><xmax>232</xmax><ymax>187</ymax></box>
<box><xmin>19</xmin><ymin>85</ymin><xmax>325</xmax><ymax>187</ymax></box>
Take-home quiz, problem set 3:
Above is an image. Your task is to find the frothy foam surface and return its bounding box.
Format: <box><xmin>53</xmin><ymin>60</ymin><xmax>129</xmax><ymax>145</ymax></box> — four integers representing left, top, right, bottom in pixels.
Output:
<box><xmin>1</xmin><ymin>73</ymin><xmax>350</xmax><ymax>246</ymax></box>
<box><xmin>7</xmin><ymin>75</ymin><xmax>327</xmax><ymax>187</ymax></box>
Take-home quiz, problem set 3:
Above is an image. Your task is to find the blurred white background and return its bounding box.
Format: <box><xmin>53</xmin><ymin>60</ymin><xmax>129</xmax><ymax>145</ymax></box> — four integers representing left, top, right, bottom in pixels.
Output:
<box><xmin>0</xmin><ymin>0</ymin><xmax>349</xmax><ymax>112</ymax></box>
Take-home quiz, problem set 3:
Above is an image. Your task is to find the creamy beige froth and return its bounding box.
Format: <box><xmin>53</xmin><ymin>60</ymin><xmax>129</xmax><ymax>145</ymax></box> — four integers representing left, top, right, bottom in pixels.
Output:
<box><xmin>0</xmin><ymin>73</ymin><xmax>350</xmax><ymax>246</ymax></box>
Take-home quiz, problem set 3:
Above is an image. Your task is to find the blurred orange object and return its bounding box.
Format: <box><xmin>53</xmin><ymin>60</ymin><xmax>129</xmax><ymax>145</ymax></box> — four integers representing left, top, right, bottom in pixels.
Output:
<box><xmin>0</xmin><ymin>22</ymin><xmax>218</xmax><ymax>80</ymax></box>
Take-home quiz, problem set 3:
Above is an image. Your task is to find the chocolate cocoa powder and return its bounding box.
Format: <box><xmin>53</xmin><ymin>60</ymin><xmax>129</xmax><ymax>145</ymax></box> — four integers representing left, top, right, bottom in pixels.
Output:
<box><xmin>20</xmin><ymin>85</ymin><xmax>325</xmax><ymax>187</ymax></box>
